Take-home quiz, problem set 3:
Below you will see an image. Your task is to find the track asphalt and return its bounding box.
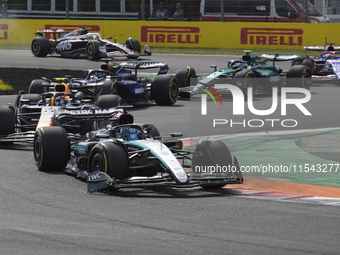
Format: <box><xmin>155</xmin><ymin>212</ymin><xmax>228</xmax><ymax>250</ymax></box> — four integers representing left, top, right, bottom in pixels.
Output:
<box><xmin>183</xmin><ymin>128</ymin><xmax>340</xmax><ymax>198</ymax></box>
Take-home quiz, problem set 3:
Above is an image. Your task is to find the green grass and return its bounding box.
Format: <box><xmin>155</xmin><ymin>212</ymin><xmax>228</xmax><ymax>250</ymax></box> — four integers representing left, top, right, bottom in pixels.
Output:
<box><xmin>0</xmin><ymin>44</ymin><xmax>306</xmax><ymax>56</ymax></box>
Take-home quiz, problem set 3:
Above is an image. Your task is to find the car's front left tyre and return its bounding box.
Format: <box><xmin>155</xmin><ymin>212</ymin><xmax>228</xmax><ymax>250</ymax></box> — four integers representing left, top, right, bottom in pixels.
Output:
<box><xmin>151</xmin><ymin>75</ymin><xmax>179</xmax><ymax>105</ymax></box>
<box><xmin>86</xmin><ymin>41</ymin><xmax>102</xmax><ymax>61</ymax></box>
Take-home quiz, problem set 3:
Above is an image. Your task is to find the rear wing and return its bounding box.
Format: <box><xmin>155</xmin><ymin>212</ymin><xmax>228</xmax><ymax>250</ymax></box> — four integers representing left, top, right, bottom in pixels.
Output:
<box><xmin>304</xmin><ymin>45</ymin><xmax>340</xmax><ymax>51</ymax></box>
<box><xmin>55</xmin><ymin>107</ymin><xmax>133</xmax><ymax>128</ymax></box>
<box><xmin>35</xmin><ymin>29</ymin><xmax>69</xmax><ymax>40</ymax></box>
<box><xmin>119</xmin><ymin>62</ymin><xmax>169</xmax><ymax>75</ymax></box>
<box><xmin>36</xmin><ymin>29</ymin><xmax>67</xmax><ymax>34</ymax></box>
<box><xmin>261</xmin><ymin>54</ymin><xmax>301</xmax><ymax>62</ymax></box>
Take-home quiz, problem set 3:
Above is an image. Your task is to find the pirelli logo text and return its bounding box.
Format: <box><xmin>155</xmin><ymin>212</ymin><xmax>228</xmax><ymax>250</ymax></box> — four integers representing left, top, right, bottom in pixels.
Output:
<box><xmin>0</xmin><ymin>24</ymin><xmax>8</xmax><ymax>40</ymax></box>
<box><xmin>241</xmin><ymin>28</ymin><xmax>303</xmax><ymax>46</ymax></box>
<box><xmin>141</xmin><ymin>26</ymin><xmax>200</xmax><ymax>44</ymax></box>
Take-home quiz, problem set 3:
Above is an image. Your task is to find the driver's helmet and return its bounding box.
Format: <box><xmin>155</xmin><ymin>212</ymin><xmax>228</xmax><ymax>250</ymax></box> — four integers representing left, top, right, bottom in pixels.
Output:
<box><xmin>94</xmin><ymin>72</ymin><xmax>106</xmax><ymax>80</ymax></box>
<box><xmin>327</xmin><ymin>54</ymin><xmax>337</xmax><ymax>59</ymax></box>
<box><xmin>79</xmin><ymin>29</ymin><xmax>88</xmax><ymax>35</ymax></box>
<box><xmin>233</xmin><ymin>62</ymin><xmax>248</xmax><ymax>69</ymax></box>
<box><xmin>121</xmin><ymin>128</ymin><xmax>139</xmax><ymax>141</ymax></box>
<box><xmin>55</xmin><ymin>95</ymin><xmax>67</xmax><ymax>106</ymax></box>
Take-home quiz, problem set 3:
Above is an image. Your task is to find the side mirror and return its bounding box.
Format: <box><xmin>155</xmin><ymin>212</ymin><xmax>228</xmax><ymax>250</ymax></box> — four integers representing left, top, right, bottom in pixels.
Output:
<box><xmin>210</xmin><ymin>65</ymin><xmax>217</xmax><ymax>71</ymax></box>
<box><xmin>171</xmin><ymin>132</ymin><xmax>183</xmax><ymax>138</ymax></box>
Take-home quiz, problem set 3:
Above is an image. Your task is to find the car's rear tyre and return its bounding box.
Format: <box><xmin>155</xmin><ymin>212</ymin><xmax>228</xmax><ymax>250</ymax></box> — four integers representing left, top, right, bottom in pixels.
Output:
<box><xmin>175</xmin><ymin>66</ymin><xmax>196</xmax><ymax>87</ymax></box>
<box><xmin>20</xmin><ymin>94</ymin><xmax>42</xmax><ymax>104</ymax></box>
<box><xmin>29</xmin><ymin>79</ymin><xmax>46</xmax><ymax>94</ymax></box>
<box><xmin>151</xmin><ymin>75</ymin><xmax>179</xmax><ymax>105</ymax></box>
<box><xmin>101</xmin><ymin>80</ymin><xmax>118</xmax><ymax>95</ymax></box>
<box><xmin>287</xmin><ymin>65</ymin><xmax>312</xmax><ymax>90</ymax></box>
<box><xmin>86</xmin><ymin>41</ymin><xmax>102</xmax><ymax>61</ymax></box>
<box><xmin>34</xmin><ymin>126</ymin><xmax>70</xmax><ymax>171</ymax></box>
<box><xmin>233</xmin><ymin>69</ymin><xmax>256</xmax><ymax>99</ymax></box>
<box><xmin>89</xmin><ymin>142</ymin><xmax>129</xmax><ymax>179</ymax></box>
<box><xmin>31</xmin><ymin>37</ymin><xmax>51</xmax><ymax>57</ymax></box>
<box><xmin>96</xmin><ymin>95</ymin><xmax>120</xmax><ymax>109</ymax></box>
<box><xmin>291</xmin><ymin>55</ymin><xmax>309</xmax><ymax>66</ymax></box>
<box><xmin>0</xmin><ymin>105</ymin><xmax>15</xmax><ymax>136</ymax></box>
<box><xmin>192</xmin><ymin>140</ymin><xmax>233</xmax><ymax>190</ymax></box>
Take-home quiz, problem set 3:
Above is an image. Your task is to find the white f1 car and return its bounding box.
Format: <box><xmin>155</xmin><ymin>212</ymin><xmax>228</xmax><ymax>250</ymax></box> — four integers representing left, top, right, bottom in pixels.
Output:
<box><xmin>31</xmin><ymin>27</ymin><xmax>151</xmax><ymax>61</ymax></box>
<box><xmin>33</xmin><ymin>123</ymin><xmax>243</xmax><ymax>192</ymax></box>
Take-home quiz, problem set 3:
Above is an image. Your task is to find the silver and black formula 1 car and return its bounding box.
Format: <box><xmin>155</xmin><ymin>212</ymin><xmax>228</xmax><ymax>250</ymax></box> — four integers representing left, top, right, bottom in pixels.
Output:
<box><xmin>33</xmin><ymin>123</ymin><xmax>243</xmax><ymax>192</ymax></box>
<box><xmin>31</xmin><ymin>27</ymin><xmax>151</xmax><ymax>60</ymax></box>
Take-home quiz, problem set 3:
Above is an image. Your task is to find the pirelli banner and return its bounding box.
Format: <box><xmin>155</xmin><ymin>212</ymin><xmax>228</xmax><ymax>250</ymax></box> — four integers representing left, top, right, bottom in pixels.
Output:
<box><xmin>0</xmin><ymin>19</ymin><xmax>339</xmax><ymax>50</ymax></box>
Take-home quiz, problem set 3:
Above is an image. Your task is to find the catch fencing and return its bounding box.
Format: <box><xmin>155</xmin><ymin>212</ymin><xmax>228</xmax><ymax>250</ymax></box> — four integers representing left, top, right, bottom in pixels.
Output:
<box><xmin>1</xmin><ymin>0</ymin><xmax>340</xmax><ymax>22</ymax></box>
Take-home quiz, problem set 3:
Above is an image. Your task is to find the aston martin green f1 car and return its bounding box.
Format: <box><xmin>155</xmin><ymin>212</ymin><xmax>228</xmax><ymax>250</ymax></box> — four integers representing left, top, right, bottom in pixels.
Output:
<box><xmin>179</xmin><ymin>50</ymin><xmax>312</xmax><ymax>98</ymax></box>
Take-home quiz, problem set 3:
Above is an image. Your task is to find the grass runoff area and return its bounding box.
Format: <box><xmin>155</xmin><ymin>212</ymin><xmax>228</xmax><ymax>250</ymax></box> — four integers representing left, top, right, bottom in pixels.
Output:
<box><xmin>0</xmin><ymin>44</ymin><xmax>306</xmax><ymax>56</ymax></box>
<box><xmin>184</xmin><ymin>129</ymin><xmax>340</xmax><ymax>188</ymax></box>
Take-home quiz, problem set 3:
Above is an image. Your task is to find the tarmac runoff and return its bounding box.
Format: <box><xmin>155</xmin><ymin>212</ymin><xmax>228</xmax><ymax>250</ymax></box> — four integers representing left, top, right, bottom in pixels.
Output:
<box><xmin>182</xmin><ymin>127</ymin><xmax>340</xmax><ymax>200</ymax></box>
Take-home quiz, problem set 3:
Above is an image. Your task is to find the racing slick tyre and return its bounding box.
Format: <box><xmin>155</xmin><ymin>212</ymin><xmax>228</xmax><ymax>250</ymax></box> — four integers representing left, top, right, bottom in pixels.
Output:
<box><xmin>89</xmin><ymin>142</ymin><xmax>129</xmax><ymax>180</ymax></box>
<box><xmin>126</xmin><ymin>38</ymin><xmax>141</xmax><ymax>59</ymax></box>
<box><xmin>175</xmin><ymin>66</ymin><xmax>196</xmax><ymax>87</ymax></box>
<box><xmin>86</xmin><ymin>41</ymin><xmax>102</xmax><ymax>61</ymax></box>
<box><xmin>31</xmin><ymin>37</ymin><xmax>51</xmax><ymax>57</ymax></box>
<box><xmin>286</xmin><ymin>65</ymin><xmax>312</xmax><ymax>90</ymax></box>
<box><xmin>96</xmin><ymin>95</ymin><xmax>120</xmax><ymax>109</ymax></box>
<box><xmin>291</xmin><ymin>55</ymin><xmax>308</xmax><ymax>66</ymax></box>
<box><xmin>151</xmin><ymin>75</ymin><xmax>179</xmax><ymax>105</ymax></box>
<box><xmin>0</xmin><ymin>105</ymin><xmax>15</xmax><ymax>136</ymax></box>
<box><xmin>232</xmin><ymin>69</ymin><xmax>256</xmax><ymax>99</ymax></box>
<box><xmin>20</xmin><ymin>94</ymin><xmax>42</xmax><ymax>105</ymax></box>
<box><xmin>34</xmin><ymin>126</ymin><xmax>70</xmax><ymax>172</ymax></box>
<box><xmin>101</xmin><ymin>80</ymin><xmax>118</xmax><ymax>95</ymax></box>
<box><xmin>192</xmin><ymin>140</ymin><xmax>233</xmax><ymax>190</ymax></box>
<box><xmin>126</xmin><ymin>38</ymin><xmax>141</xmax><ymax>52</ymax></box>
<box><xmin>28</xmin><ymin>79</ymin><xmax>46</xmax><ymax>94</ymax></box>
<box><xmin>301</xmin><ymin>59</ymin><xmax>314</xmax><ymax>74</ymax></box>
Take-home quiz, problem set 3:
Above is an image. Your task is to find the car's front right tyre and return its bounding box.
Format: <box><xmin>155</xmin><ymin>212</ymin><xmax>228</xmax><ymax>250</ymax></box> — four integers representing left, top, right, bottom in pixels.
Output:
<box><xmin>34</xmin><ymin>127</ymin><xmax>70</xmax><ymax>171</ymax></box>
